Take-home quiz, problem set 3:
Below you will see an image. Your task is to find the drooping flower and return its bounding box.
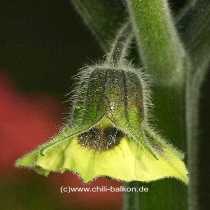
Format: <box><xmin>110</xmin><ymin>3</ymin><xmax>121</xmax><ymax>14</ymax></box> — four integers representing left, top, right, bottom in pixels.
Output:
<box><xmin>0</xmin><ymin>72</ymin><xmax>121</xmax><ymax>210</ymax></box>
<box><xmin>16</xmin><ymin>64</ymin><xmax>188</xmax><ymax>184</ymax></box>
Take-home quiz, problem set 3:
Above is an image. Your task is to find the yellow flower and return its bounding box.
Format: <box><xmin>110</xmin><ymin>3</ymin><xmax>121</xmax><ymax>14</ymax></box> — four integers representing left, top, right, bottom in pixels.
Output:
<box><xmin>16</xmin><ymin>66</ymin><xmax>188</xmax><ymax>184</ymax></box>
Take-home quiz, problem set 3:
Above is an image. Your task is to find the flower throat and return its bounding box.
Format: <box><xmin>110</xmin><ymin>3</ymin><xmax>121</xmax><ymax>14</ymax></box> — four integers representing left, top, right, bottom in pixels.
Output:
<box><xmin>78</xmin><ymin>127</ymin><xmax>125</xmax><ymax>151</ymax></box>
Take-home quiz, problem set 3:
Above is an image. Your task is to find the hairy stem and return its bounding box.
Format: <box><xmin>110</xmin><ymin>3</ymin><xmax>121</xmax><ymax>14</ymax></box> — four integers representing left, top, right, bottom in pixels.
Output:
<box><xmin>123</xmin><ymin>182</ymin><xmax>140</xmax><ymax>210</ymax></box>
<box><xmin>180</xmin><ymin>0</ymin><xmax>210</xmax><ymax>74</ymax></box>
<box><xmin>186</xmin><ymin>63</ymin><xmax>210</xmax><ymax>210</ymax></box>
<box><xmin>176</xmin><ymin>0</ymin><xmax>197</xmax><ymax>21</ymax></box>
<box><xmin>126</xmin><ymin>0</ymin><xmax>186</xmax><ymax>86</ymax></box>
<box><xmin>125</xmin><ymin>0</ymin><xmax>189</xmax><ymax>209</ymax></box>
<box><xmin>71</xmin><ymin>0</ymin><xmax>126</xmax><ymax>51</ymax></box>
<box><xmin>106</xmin><ymin>22</ymin><xmax>133</xmax><ymax>64</ymax></box>
<box><xmin>179</xmin><ymin>1</ymin><xmax>210</xmax><ymax>209</ymax></box>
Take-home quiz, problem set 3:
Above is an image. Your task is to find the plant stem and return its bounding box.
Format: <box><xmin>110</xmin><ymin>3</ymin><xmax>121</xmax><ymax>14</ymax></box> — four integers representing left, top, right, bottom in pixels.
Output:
<box><xmin>186</xmin><ymin>61</ymin><xmax>210</xmax><ymax>210</ymax></box>
<box><xmin>71</xmin><ymin>0</ymin><xmax>126</xmax><ymax>51</ymax></box>
<box><xmin>127</xmin><ymin>0</ymin><xmax>186</xmax><ymax>86</ymax></box>
<box><xmin>125</xmin><ymin>0</ymin><xmax>189</xmax><ymax>209</ymax></box>
<box><xmin>180</xmin><ymin>0</ymin><xmax>210</xmax><ymax>74</ymax></box>
<box><xmin>176</xmin><ymin>0</ymin><xmax>196</xmax><ymax>22</ymax></box>
<box><xmin>106</xmin><ymin>22</ymin><xmax>132</xmax><ymax>64</ymax></box>
<box><xmin>180</xmin><ymin>1</ymin><xmax>210</xmax><ymax>209</ymax></box>
<box><xmin>186</xmin><ymin>68</ymin><xmax>201</xmax><ymax>210</ymax></box>
<box><xmin>123</xmin><ymin>182</ymin><xmax>140</xmax><ymax>210</ymax></box>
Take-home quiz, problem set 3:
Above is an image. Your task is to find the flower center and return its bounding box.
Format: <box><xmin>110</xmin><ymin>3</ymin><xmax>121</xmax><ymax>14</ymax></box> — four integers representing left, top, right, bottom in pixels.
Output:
<box><xmin>78</xmin><ymin>127</ymin><xmax>125</xmax><ymax>151</ymax></box>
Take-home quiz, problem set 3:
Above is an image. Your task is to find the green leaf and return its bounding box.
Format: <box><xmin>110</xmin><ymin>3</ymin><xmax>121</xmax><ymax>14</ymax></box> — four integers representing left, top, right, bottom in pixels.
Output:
<box><xmin>70</xmin><ymin>0</ymin><xmax>126</xmax><ymax>51</ymax></box>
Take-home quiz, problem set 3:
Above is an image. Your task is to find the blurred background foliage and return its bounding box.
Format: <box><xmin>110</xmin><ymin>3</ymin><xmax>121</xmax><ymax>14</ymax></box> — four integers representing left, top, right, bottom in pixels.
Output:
<box><xmin>0</xmin><ymin>0</ymin><xmax>209</xmax><ymax>210</ymax></box>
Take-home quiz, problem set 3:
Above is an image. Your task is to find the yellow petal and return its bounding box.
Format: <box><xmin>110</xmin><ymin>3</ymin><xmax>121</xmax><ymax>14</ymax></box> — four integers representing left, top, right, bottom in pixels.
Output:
<box><xmin>16</xmin><ymin>134</ymin><xmax>188</xmax><ymax>184</ymax></box>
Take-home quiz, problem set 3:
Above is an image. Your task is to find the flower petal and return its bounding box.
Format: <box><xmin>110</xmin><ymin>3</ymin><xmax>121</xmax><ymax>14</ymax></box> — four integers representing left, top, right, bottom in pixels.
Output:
<box><xmin>16</xmin><ymin>131</ymin><xmax>188</xmax><ymax>184</ymax></box>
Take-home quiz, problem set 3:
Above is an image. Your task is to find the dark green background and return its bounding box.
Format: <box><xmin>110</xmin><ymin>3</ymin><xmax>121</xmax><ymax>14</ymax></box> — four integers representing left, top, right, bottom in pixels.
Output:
<box><xmin>0</xmin><ymin>0</ymin><xmax>186</xmax><ymax>99</ymax></box>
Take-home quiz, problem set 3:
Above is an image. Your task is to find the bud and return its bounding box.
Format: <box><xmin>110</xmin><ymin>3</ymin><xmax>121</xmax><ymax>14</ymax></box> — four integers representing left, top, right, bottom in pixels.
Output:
<box><xmin>16</xmin><ymin>64</ymin><xmax>188</xmax><ymax>184</ymax></box>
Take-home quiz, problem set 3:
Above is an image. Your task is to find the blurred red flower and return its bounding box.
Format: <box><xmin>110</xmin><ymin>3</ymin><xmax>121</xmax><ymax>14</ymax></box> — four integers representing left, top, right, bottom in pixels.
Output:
<box><xmin>0</xmin><ymin>73</ymin><xmax>62</xmax><ymax>172</ymax></box>
<box><xmin>0</xmin><ymin>72</ymin><xmax>122</xmax><ymax>210</ymax></box>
